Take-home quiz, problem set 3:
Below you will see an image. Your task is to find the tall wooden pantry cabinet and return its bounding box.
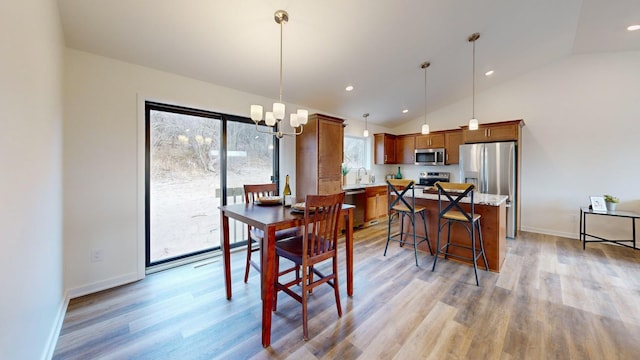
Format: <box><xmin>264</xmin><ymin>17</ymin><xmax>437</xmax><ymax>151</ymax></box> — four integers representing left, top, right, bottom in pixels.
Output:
<box><xmin>296</xmin><ymin>114</ymin><xmax>345</xmax><ymax>201</ymax></box>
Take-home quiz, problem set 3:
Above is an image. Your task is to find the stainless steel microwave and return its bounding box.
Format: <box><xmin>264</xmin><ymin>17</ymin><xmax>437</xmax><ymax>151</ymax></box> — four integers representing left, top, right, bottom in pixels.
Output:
<box><xmin>415</xmin><ymin>148</ymin><xmax>445</xmax><ymax>166</ymax></box>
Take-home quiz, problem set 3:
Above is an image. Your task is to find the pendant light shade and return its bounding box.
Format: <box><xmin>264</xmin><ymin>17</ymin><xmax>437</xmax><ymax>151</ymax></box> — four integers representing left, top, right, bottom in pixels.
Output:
<box><xmin>363</xmin><ymin>113</ymin><xmax>369</xmax><ymax>137</ymax></box>
<box><xmin>420</xmin><ymin>61</ymin><xmax>431</xmax><ymax>134</ymax></box>
<box><xmin>468</xmin><ymin>32</ymin><xmax>480</xmax><ymax>131</ymax></box>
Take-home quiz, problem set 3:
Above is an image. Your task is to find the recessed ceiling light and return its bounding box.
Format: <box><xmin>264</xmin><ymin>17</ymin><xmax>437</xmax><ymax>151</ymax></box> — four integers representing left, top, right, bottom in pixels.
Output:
<box><xmin>345</xmin><ymin>85</ymin><xmax>354</xmax><ymax>91</ymax></box>
<box><xmin>628</xmin><ymin>24</ymin><xmax>640</xmax><ymax>31</ymax></box>
<box><xmin>402</xmin><ymin>109</ymin><xmax>409</xmax><ymax>114</ymax></box>
<box><xmin>485</xmin><ymin>70</ymin><xmax>495</xmax><ymax>76</ymax></box>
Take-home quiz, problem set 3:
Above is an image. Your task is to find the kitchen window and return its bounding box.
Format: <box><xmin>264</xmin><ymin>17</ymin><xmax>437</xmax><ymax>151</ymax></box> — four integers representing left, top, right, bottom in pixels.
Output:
<box><xmin>344</xmin><ymin>135</ymin><xmax>369</xmax><ymax>171</ymax></box>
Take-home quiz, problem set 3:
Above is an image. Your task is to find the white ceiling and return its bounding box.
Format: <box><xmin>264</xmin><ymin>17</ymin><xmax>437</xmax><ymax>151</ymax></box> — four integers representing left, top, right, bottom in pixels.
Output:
<box><xmin>57</xmin><ymin>0</ymin><xmax>640</xmax><ymax>127</ymax></box>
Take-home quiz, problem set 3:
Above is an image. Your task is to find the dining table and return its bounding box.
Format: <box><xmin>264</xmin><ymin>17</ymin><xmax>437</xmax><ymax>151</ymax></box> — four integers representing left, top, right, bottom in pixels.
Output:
<box><xmin>219</xmin><ymin>201</ymin><xmax>354</xmax><ymax>347</ymax></box>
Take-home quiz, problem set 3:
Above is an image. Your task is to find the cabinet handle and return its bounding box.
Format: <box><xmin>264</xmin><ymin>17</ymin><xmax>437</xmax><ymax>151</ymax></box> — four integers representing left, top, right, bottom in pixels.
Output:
<box><xmin>446</xmin><ymin>154</ymin><xmax>449</xmax><ymax>161</ymax></box>
<box><xmin>384</xmin><ymin>155</ymin><xmax>387</xmax><ymax>162</ymax></box>
<box><xmin>488</xmin><ymin>128</ymin><xmax>491</xmax><ymax>137</ymax></box>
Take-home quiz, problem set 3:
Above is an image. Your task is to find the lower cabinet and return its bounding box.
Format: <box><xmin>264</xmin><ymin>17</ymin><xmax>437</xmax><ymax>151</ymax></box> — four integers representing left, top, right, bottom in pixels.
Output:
<box><xmin>364</xmin><ymin>186</ymin><xmax>388</xmax><ymax>224</ymax></box>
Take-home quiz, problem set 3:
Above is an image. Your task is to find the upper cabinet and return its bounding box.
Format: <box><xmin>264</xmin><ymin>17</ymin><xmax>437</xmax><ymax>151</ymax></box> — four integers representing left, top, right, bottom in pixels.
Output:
<box><xmin>296</xmin><ymin>114</ymin><xmax>344</xmax><ymax>200</ymax></box>
<box><xmin>395</xmin><ymin>134</ymin><xmax>416</xmax><ymax>164</ymax></box>
<box><xmin>373</xmin><ymin>120</ymin><xmax>524</xmax><ymax>165</ymax></box>
<box><xmin>374</xmin><ymin>133</ymin><xmax>397</xmax><ymax>164</ymax></box>
<box><xmin>444</xmin><ymin>130</ymin><xmax>463</xmax><ymax>165</ymax></box>
<box><xmin>415</xmin><ymin>132</ymin><xmax>445</xmax><ymax>149</ymax></box>
<box><xmin>462</xmin><ymin>120</ymin><xmax>524</xmax><ymax>143</ymax></box>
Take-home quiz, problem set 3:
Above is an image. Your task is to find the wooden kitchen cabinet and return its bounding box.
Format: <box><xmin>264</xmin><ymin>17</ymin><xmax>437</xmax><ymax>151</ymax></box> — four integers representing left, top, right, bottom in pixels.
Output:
<box><xmin>462</xmin><ymin>120</ymin><xmax>524</xmax><ymax>143</ymax></box>
<box><xmin>364</xmin><ymin>185</ymin><xmax>388</xmax><ymax>224</ymax></box>
<box><xmin>444</xmin><ymin>129</ymin><xmax>463</xmax><ymax>164</ymax></box>
<box><xmin>415</xmin><ymin>132</ymin><xmax>445</xmax><ymax>149</ymax></box>
<box><xmin>374</xmin><ymin>133</ymin><xmax>397</xmax><ymax>164</ymax></box>
<box><xmin>395</xmin><ymin>134</ymin><xmax>416</xmax><ymax>164</ymax></box>
<box><xmin>296</xmin><ymin>114</ymin><xmax>344</xmax><ymax>200</ymax></box>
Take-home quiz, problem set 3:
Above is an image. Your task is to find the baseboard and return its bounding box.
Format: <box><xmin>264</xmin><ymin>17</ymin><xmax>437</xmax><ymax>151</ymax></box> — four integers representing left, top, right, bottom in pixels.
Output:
<box><xmin>67</xmin><ymin>271</ymin><xmax>142</xmax><ymax>299</ymax></box>
<box><xmin>42</xmin><ymin>292</ymin><xmax>69</xmax><ymax>360</ymax></box>
<box><xmin>520</xmin><ymin>226</ymin><xmax>577</xmax><ymax>240</ymax></box>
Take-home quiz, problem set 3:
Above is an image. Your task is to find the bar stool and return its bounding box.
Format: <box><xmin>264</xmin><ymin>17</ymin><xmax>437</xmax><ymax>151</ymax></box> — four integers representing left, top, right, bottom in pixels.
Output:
<box><xmin>431</xmin><ymin>181</ymin><xmax>488</xmax><ymax>286</ymax></box>
<box><xmin>384</xmin><ymin>179</ymin><xmax>432</xmax><ymax>266</ymax></box>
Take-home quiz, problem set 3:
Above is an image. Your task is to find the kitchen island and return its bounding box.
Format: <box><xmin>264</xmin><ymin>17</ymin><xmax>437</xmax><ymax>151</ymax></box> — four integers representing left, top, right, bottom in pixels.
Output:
<box><xmin>402</xmin><ymin>189</ymin><xmax>508</xmax><ymax>272</ymax></box>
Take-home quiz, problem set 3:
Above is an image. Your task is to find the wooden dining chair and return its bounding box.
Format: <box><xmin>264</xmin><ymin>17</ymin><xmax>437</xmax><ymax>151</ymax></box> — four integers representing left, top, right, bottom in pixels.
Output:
<box><xmin>243</xmin><ymin>183</ymin><xmax>298</xmax><ymax>283</ymax></box>
<box><xmin>272</xmin><ymin>192</ymin><xmax>345</xmax><ymax>340</ymax></box>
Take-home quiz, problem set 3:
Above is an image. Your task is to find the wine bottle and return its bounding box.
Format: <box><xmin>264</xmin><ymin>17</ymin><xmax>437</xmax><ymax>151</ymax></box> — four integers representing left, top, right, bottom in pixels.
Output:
<box><xmin>283</xmin><ymin>174</ymin><xmax>292</xmax><ymax>206</ymax></box>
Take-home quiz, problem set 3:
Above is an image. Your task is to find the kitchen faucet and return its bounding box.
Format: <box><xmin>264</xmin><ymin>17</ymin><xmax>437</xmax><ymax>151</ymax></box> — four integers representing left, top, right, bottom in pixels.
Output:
<box><xmin>356</xmin><ymin>167</ymin><xmax>368</xmax><ymax>184</ymax></box>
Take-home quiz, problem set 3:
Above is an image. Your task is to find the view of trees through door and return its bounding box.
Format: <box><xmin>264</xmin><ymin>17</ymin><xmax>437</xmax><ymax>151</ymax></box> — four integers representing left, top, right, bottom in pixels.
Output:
<box><xmin>146</xmin><ymin>102</ymin><xmax>275</xmax><ymax>266</ymax></box>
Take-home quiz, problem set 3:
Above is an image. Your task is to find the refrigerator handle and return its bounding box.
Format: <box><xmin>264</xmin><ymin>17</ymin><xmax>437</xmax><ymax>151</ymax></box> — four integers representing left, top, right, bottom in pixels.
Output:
<box><xmin>482</xmin><ymin>145</ymin><xmax>488</xmax><ymax>193</ymax></box>
<box><xmin>508</xmin><ymin>144</ymin><xmax>514</xmax><ymax>200</ymax></box>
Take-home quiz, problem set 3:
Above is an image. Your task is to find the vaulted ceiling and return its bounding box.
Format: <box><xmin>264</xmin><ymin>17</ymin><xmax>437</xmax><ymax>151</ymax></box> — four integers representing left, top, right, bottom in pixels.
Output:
<box><xmin>58</xmin><ymin>0</ymin><xmax>640</xmax><ymax>127</ymax></box>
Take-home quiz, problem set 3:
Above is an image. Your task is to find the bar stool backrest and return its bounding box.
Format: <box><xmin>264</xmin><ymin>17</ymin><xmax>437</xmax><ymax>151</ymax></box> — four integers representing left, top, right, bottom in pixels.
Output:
<box><xmin>434</xmin><ymin>181</ymin><xmax>476</xmax><ymax>222</ymax></box>
<box><xmin>387</xmin><ymin>179</ymin><xmax>418</xmax><ymax>214</ymax></box>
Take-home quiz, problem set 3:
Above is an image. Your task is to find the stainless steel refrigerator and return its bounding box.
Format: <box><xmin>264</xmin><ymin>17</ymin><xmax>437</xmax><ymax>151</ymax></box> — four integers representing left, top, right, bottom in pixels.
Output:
<box><xmin>459</xmin><ymin>141</ymin><xmax>517</xmax><ymax>238</ymax></box>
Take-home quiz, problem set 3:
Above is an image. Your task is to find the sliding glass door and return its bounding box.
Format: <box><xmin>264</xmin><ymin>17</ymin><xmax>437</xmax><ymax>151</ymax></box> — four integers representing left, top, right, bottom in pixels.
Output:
<box><xmin>146</xmin><ymin>102</ymin><xmax>276</xmax><ymax>266</ymax></box>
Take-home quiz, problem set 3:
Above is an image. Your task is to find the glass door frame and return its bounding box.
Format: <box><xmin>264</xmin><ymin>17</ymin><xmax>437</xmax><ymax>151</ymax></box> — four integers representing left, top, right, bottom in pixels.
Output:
<box><xmin>144</xmin><ymin>101</ymin><xmax>279</xmax><ymax>267</ymax></box>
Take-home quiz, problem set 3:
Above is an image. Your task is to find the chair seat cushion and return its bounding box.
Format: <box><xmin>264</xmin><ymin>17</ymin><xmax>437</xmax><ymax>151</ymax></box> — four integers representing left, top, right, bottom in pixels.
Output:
<box><xmin>442</xmin><ymin>210</ymin><xmax>481</xmax><ymax>222</ymax></box>
<box><xmin>250</xmin><ymin>227</ymin><xmax>299</xmax><ymax>241</ymax></box>
<box><xmin>276</xmin><ymin>235</ymin><xmax>332</xmax><ymax>260</ymax></box>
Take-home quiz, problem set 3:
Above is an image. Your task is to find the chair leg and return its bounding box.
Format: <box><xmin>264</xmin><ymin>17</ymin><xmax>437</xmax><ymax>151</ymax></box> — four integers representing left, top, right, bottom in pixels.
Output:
<box><xmin>411</xmin><ymin>214</ymin><xmax>419</xmax><ymax>266</ymax></box>
<box><xmin>444</xmin><ymin>221</ymin><xmax>452</xmax><ymax>260</ymax></box>
<box><xmin>421</xmin><ymin>212</ymin><xmax>433</xmax><ymax>255</ymax></box>
<box><xmin>244</xmin><ymin>238</ymin><xmax>253</xmax><ymax>283</ymax></box>
<box><xmin>302</xmin><ymin>265</ymin><xmax>309</xmax><ymax>341</ymax></box>
<box><xmin>432</xmin><ymin>218</ymin><xmax>443</xmax><ymax>272</ymax></box>
<box><xmin>477</xmin><ymin>220</ymin><xmax>489</xmax><ymax>271</ymax></box>
<box><xmin>399</xmin><ymin>213</ymin><xmax>406</xmax><ymax>247</ymax></box>
<box><xmin>273</xmin><ymin>255</ymin><xmax>280</xmax><ymax>311</ymax></box>
<box><xmin>471</xmin><ymin>221</ymin><xmax>480</xmax><ymax>286</ymax></box>
<box><xmin>333</xmin><ymin>257</ymin><xmax>342</xmax><ymax>317</ymax></box>
<box><xmin>384</xmin><ymin>212</ymin><xmax>393</xmax><ymax>256</ymax></box>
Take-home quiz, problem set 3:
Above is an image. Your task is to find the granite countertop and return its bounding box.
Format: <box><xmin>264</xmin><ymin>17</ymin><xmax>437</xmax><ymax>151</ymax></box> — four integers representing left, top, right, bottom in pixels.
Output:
<box><xmin>414</xmin><ymin>190</ymin><xmax>508</xmax><ymax>206</ymax></box>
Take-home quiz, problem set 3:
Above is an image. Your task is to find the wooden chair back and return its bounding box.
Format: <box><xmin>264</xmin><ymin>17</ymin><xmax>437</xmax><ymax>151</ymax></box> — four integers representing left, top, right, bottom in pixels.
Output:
<box><xmin>302</xmin><ymin>192</ymin><xmax>345</xmax><ymax>262</ymax></box>
<box><xmin>244</xmin><ymin>183</ymin><xmax>277</xmax><ymax>203</ymax></box>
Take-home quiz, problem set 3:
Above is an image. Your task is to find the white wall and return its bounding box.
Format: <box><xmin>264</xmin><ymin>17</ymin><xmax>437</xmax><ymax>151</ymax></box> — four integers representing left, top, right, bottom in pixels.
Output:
<box><xmin>394</xmin><ymin>51</ymin><xmax>640</xmax><ymax>240</ymax></box>
<box><xmin>0</xmin><ymin>1</ymin><xmax>64</xmax><ymax>359</ymax></box>
<box><xmin>63</xmin><ymin>49</ymin><xmax>336</xmax><ymax>295</ymax></box>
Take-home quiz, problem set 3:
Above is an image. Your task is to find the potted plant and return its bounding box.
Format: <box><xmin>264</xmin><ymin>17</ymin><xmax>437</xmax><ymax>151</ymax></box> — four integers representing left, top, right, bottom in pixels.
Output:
<box><xmin>341</xmin><ymin>163</ymin><xmax>350</xmax><ymax>185</ymax></box>
<box><xmin>604</xmin><ymin>194</ymin><xmax>619</xmax><ymax>211</ymax></box>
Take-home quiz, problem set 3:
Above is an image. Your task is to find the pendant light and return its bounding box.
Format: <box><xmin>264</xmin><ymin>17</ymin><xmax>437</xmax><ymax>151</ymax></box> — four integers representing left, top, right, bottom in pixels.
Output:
<box><xmin>363</xmin><ymin>113</ymin><xmax>369</xmax><ymax>137</ymax></box>
<box><xmin>250</xmin><ymin>10</ymin><xmax>308</xmax><ymax>138</ymax></box>
<box><xmin>468</xmin><ymin>32</ymin><xmax>480</xmax><ymax>131</ymax></box>
<box><xmin>420</xmin><ymin>61</ymin><xmax>431</xmax><ymax>134</ymax></box>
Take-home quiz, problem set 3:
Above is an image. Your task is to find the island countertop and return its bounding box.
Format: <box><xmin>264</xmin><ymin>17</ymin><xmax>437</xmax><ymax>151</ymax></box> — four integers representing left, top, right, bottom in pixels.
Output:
<box><xmin>414</xmin><ymin>190</ymin><xmax>508</xmax><ymax>206</ymax></box>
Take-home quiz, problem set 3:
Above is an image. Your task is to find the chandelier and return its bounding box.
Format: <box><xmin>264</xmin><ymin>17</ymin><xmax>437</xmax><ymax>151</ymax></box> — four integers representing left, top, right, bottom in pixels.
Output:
<box><xmin>250</xmin><ymin>10</ymin><xmax>308</xmax><ymax>138</ymax></box>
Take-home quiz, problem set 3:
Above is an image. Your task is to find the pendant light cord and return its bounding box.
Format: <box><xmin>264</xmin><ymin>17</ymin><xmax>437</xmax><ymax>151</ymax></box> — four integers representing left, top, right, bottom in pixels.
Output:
<box><xmin>424</xmin><ymin>65</ymin><xmax>428</xmax><ymax>125</ymax></box>
<box><xmin>472</xmin><ymin>38</ymin><xmax>476</xmax><ymax>119</ymax></box>
<box><xmin>279</xmin><ymin>19</ymin><xmax>283</xmax><ymax>103</ymax></box>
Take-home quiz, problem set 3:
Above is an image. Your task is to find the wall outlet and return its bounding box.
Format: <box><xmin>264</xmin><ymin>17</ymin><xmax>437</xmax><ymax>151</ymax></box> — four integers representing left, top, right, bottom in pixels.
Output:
<box><xmin>91</xmin><ymin>249</ymin><xmax>104</xmax><ymax>262</ymax></box>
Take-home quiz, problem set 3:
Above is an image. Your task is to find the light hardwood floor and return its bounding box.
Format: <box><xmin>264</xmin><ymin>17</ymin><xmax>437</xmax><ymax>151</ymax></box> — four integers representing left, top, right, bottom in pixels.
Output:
<box><xmin>53</xmin><ymin>224</ymin><xmax>640</xmax><ymax>359</ymax></box>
